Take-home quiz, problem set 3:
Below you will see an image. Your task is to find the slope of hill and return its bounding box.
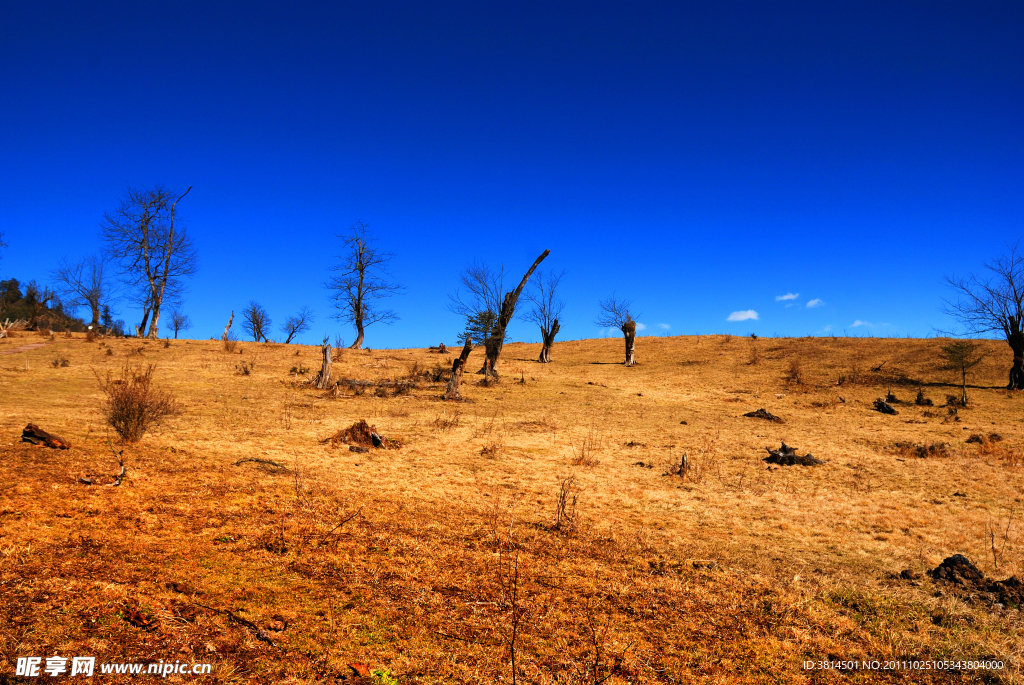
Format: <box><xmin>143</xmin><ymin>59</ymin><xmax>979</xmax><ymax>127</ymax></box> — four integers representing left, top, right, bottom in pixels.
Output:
<box><xmin>1</xmin><ymin>332</ymin><xmax>1021</xmax><ymax>683</ymax></box>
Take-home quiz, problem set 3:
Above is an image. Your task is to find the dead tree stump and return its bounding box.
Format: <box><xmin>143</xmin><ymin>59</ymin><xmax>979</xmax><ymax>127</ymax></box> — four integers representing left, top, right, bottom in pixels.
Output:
<box><xmin>445</xmin><ymin>339</ymin><xmax>473</xmax><ymax>400</ymax></box>
<box><xmin>763</xmin><ymin>442</ymin><xmax>824</xmax><ymax>466</ymax></box>
<box><xmin>622</xmin><ymin>321</ymin><xmax>637</xmax><ymax>366</ymax></box>
<box><xmin>221</xmin><ymin>311</ymin><xmax>234</xmax><ymax>341</ymax></box>
<box><xmin>313</xmin><ymin>337</ymin><xmax>333</xmax><ymax>389</ymax></box>
<box><xmin>21</xmin><ymin>423</ymin><xmax>71</xmax><ymax>449</ymax></box>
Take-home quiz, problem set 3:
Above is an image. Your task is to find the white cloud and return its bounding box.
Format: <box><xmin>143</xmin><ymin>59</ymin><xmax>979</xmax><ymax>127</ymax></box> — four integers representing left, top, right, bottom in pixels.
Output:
<box><xmin>635</xmin><ymin>322</ymin><xmax>647</xmax><ymax>331</ymax></box>
<box><xmin>823</xmin><ymin>325</ymin><xmax>832</xmax><ymax>332</ymax></box>
<box><xmin>775</xmin><ymin>293</ymin><xmax>799</xmax><ymax>301</ymax></box>
<box><xmin>851</xmin><ymin>320</ymin><xmax>872</xmax><ymax>328</ymax></box>
<box><xmin>727</xmin><ymin>310</ymin><xmax>758</xmax><ymax>322</ymax></box>
<box><xmin>658</xmin><ymin>323</ymin><xmax>671</xmax><ymax>330</ymax></box>
<box><xmin>806</xmin><ymin>298</ymin><xmax>824</xmax><ymax>308</ymax></box>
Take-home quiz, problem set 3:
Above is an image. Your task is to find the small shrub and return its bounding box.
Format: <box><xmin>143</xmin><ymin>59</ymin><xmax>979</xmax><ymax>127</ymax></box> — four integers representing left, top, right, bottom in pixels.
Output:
<box><xmin>786</xmin><ymin>358</ymin><xmax>803</xmax><ymax>385</ymax></box>
<box><xmin>289</xmin><ymin>364</ymin><xmax>311</xmax><ymax>375</ymax></box>
<box><xmin>163</xmin><ymin>339</ymin><xmax>171</xmax><ymax>348</ymax></box>
<box><xmin>433</xmin><ymin>409</ymin><xmax>461</xmax><ymax>432</ymax></box>
<box><xmin>915</xmin><ymin>388</ymin><xmax>933</xmax><ymax>406</ymax></box>
<box><xmin>236</xmin><ymin>355</ymin><xmax>257</xmax><ymax>375</ymax></box>
<box><xmin>747</xmin><ymin>341</ymin><xmax>761</xmax><ymax>365</ymax></box>
<box><xmin>106</xmin><ymin>348</ymin><xmax>113</xmax><ymax>356</ymax></box>
<box><xmin>86</xmin><ymin>329</ymin><xmax>97</xmax><ymax>342</ymax></box>
<box><xmin>96</xmin><ymin>362</ymin><xmax>180</xmax><ymax>444</ymax></box>
<box><xmin>51</xmin><ymin>356</ymin><xmax>69</xmax><ymax>368</ymax></box>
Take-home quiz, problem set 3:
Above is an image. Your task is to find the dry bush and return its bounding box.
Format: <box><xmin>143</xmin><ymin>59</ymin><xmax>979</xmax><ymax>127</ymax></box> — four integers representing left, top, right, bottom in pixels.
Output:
<box><xmin>786</xmin><ymin>358</ymin><xmax>803</xmax><ymax>385</ymax></box>
<box><xmin>553</xmin><ymin>473</ymin><xmax>580</xmax><ymax>533</ymax></box>
<box><xmin>480</xmin><ymin>438</ymin><xmax>504</xmax><ymax>458</ymax></box>
<box><xmin>569</xmin><ymin>428</ymin><xmax>600</xmax><ymax>467</ymax></box>
<box><xmin>223</xmin><ymin>331</ymin><xmax>238</xmax><ymax>353</ymax></box>
<box><xmin>747</xmin><ymin>340</ymin><xmax>761</xmax><ymax>365</ymax></box>
<box><xmin>51</xmin><ymin>355</ymin><xmax>69</xmax><ymax>368</ymax></box>
<box><xmin>433</xmin><ymin>409</ymin><xmax>461</xmax><ymax>433</ymax></box>
<box><xmin>96</xmin><ymin>362</ymin><xmax>180</xmax><ymax>444</ymax></box>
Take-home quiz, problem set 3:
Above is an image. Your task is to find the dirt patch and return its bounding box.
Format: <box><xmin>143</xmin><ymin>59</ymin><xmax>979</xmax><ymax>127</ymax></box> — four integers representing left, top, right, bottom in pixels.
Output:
<box><xmin>0</xmin><ymin>342</ymin><xmax>49</xmax><ymax>355</ymax></box>
<box><xmin>928</xmin><ymin>554</ymin><xmax>1024</xmax><ymax>608</ymax></box>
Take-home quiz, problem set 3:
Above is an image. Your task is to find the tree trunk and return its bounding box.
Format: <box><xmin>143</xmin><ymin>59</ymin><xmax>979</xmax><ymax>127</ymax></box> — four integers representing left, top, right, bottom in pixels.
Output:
<box><xmin>222</xmin><ymin>311</ymin><xmax>234</xmax><ymax>341</ymax></box>
<box><xmin>137</xmin><ymin>308</ymin><xmax>151</xmax><ymax>338</ymax></box>
<box><xmin>481</xmin><ymin>249</ymin><xmax>550</xmax><ymax>376</ymax></box>
<box><xmin>147</xmin><ymin>305</ymin><xmax>161</xmax><ymax>338</ymax></box>
<box><xmin>622</xmin><ymin>321</ymin><xmax>637</xmax><ymax>366</ymax></box>
<box><xmin>538</xmin><ymin>319</ymin><xmax>560</xmax><ymax>363</ymax></box>
<box><xmin>174</xmin><ymin>328</ymin><xmax>179</xmax><ymax>340</ymax></box>
<box><xmin>1008</xmin><ymin>322</ymin><xmax>1024</xmax><ymax>390</ymax></box>
<box><xmin>445</xmin><ymin>339</ymin><xmax>473</xmax><ymax>400</ymax></box>
<box><xmin>314</xmin><ymin>339</ymin><xmax>333</xmax><ymax>389</ymax></box>
<box><xmin>90</xmin><ymin>303</ymin><xmax>100</xmax><ymax>329</ymax></box>
<box><xmin>961</xmin><ymin>369</ymin><xmax>968</xmax><ymax>406</ymax></box>
<box><xmin>350</xmin><ymin>322</ymin><xmax>365</xmax><ymax>350</ymax></box>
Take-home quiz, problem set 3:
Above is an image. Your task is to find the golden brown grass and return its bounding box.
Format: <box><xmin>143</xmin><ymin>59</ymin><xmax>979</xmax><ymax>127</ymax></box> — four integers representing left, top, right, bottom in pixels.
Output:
<box><xmin>1</xmin><ymin>333</ymin><xmax>1022</xmax><ymax>683</ymax></box>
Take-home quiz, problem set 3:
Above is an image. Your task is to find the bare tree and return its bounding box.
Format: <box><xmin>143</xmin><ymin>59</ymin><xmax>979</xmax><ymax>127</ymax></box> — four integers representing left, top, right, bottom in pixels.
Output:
<box><xmin>595</xmin><ymin>297</ymin><xmax>638</xmax><ymax>366</ymax></box>
<box><xmin>450</xmin><ymin>250</ymin><xmax>550</xmax><ymax>377</ymax></box>
<box><xmin>525</xmin><ymin>269</ymin><xmax>565</xmax><ymax>363</ymax></box>
<box><xmin>945</xmin><ymin>243</ymin><xmax>1024</xmax><ymax>389</ymax></box>
<box><xmin>170</xmin><ymin>309</ymin><xmax>192</xmax><ymax>339</ymax></box>
<box><xmin>327</xmin><ymin>222</ymin><xmax>401</xmax><ymax>349</ymax></box>
<box><xmin>941</xmin><ymin>339</ymin><xmax>987</xmax><ymax>406</ymax></box>
<box><xmin>101</xmin><ymin>185</ymin><xmax>195</xmax><ymax>339</ymax></box>
<box><xmin>281</xmin><ymin>306</ymin><xmax>314</xmax><ymax>344</ymax></box>
<box><xmin>0</xmin><ymin>231</ymin><xmax>7</xmax><ymax>267</ymax></box>
<box><xmin>52</xmin><ymin>255</ymin><xmax>112</xmax><ymax>328</ymax></box>
<box><xmin>242</xmin><ymin>301</ymin><xmax>271</xmax><ymax>342</ymax></box>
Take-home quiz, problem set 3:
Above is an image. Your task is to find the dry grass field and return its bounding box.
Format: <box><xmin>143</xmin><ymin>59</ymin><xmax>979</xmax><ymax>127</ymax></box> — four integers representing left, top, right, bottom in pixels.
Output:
<box><xmin>1</xmin><ymin>331</ymin><xmax>1023</xmax><ymax>684</ymax></box>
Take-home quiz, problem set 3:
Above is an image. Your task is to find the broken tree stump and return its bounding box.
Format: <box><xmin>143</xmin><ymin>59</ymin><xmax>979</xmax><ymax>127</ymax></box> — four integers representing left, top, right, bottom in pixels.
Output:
<box><xmin>445</xmin><ymin>338</ymin><xmax>473</xmax><ymax>400</ymax></box>
<box><xmin>21</xmin><ymin>423</ymin><xmax>71</xmax><ymax>449</ymax></box>
<box><xmin>313</xmin><ymin>336</ymin><xmax>333</xmax><ymax>389</ymax></box>
<box><xmin>764</xmin><ymin>442</ymin><xmax>824</xmax><ymax>466</ymax></box>
<box><xmin>873</xmin><ymin>398</ymin><xmax>898</xmax><ymax>415</ymax></box>
<box><xmin>743</xmin><ymin>408</ymin><xmax>783</xmax><ymax>423</ymax></box>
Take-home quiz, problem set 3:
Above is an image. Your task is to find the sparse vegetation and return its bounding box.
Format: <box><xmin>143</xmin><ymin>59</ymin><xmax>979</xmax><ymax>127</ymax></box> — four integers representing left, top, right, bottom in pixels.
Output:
<box><xmin>1</xmin><ymin>333</ymin><xmax>1022</xmax><ymax>682</ymax></box>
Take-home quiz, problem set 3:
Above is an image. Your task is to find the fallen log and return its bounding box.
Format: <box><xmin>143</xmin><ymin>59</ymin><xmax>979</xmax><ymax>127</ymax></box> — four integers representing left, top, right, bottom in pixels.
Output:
<box><xmin>21</xmin><ymin>423</ymin><xmax>71</xmax><ymax>449</ymax></box>
<box><xmin>764</xmin><ymin>442</ymin><xmax>825</xmax><ymax>466</ymax></box>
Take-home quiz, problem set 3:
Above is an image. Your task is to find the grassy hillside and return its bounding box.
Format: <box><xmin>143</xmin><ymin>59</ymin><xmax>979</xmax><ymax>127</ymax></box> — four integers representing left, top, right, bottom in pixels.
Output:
<box><xmin>1</xmin><ymin>331</ymin><xmax>1022</xmax><ymax>683</ymax></box>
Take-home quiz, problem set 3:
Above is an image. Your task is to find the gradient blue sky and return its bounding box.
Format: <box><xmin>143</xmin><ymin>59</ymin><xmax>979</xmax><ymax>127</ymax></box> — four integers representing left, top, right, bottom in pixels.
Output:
<box><xmin>1</xmin><ymin>2</ymin><xmax>1021</xmax><ymax>347</ymax></box>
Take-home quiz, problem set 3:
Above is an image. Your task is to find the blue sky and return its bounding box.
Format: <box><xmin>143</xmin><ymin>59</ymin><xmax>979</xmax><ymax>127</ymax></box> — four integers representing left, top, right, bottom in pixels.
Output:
<box><xmin>1</xmin><ymin>2</ymin><xmax>1021</xmax><ymax>346</ymax></box>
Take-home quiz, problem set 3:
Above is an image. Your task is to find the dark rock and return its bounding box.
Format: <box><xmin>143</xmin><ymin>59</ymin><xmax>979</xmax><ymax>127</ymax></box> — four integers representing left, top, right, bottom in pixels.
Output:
<box><xmin>743</xmin><ymin>408</ymin><xmax>783</xmax><ymax>423</ymax></box>
<box><xmin>349</xmin><ymin>446</ymin><xmax>369</xmax><ymax>453</ymax></box>
<box><xmin>900</xmin><ymin>569</ymin><xmax>920</xmax><ymax>581</ymax></box>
